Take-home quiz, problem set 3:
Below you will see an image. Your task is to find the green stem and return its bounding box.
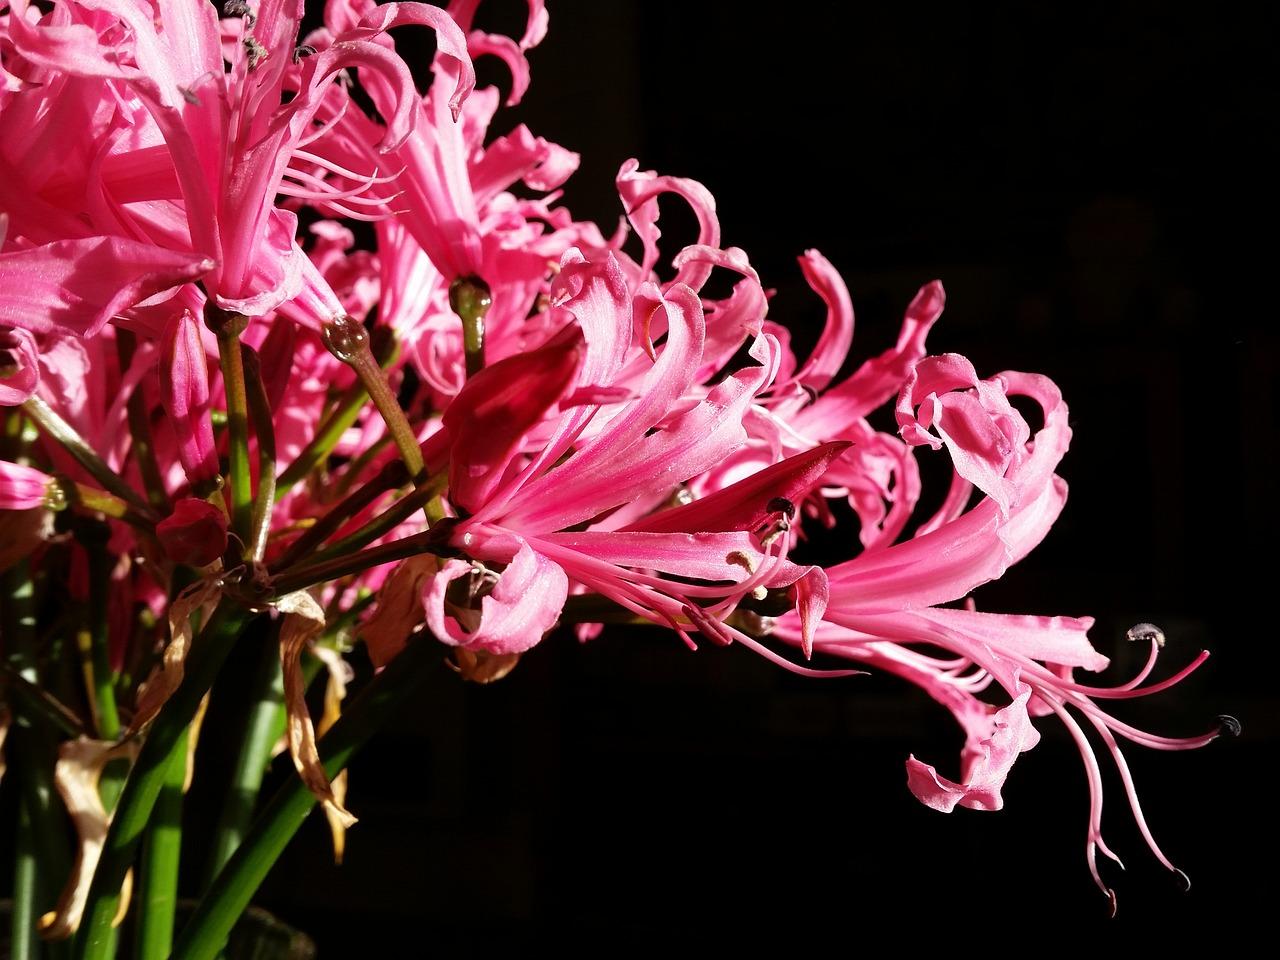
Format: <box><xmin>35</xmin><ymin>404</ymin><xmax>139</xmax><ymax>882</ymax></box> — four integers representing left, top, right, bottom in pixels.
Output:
<box><xmin>73</xmin><ymin>605</ymin><xmax>254</xmax><ymax>960</ymax></box>
<box><xmin>134</xmin><ymin>727</ymin><xmax>189</xmax><ymax>960</ymax></box>
<box><xmin>202</xmin><ymin>636</ymin><xmax>284</xmax><ymax>886</ymax></box>
<box><xmin>321</xmin><ymin>316</ymin><xmax>424</xmax><ymax>481</ymax></box>
<box><xmin>66</xmin><ymin>481</ymin><xmax>152</xmax><ymax>529</ymax></box>
<box><xmin>449</xmin><ymin>274</ymin><xmax>492</xmax><ymax>378</ymax></box>
<box><xmin>270</xmin><ymin>526</ymin><xmax>455</xmax><ymax>597</ymax></box>
<box><xmin>171</xmin><ymin>633</ymin><xmax>440</xmax><ymax>960</ymax></box>
<box><xmin>81</xmin><ymin>521</ymin><xmax>121</xmax><ymax>742</ymax></box>
<box><xmin>117</xmin><ymin>329</ymin><xmax>171</xmax><ymax>513</ymax></box>
<box><xmin>240</xmin><ymin>345</ymin><xmax>277</xmax><ymax>563</ymax></box>
<box><xmin>11</xmin><ymin>799</ymin><xmax>38</xmax><ymax>960</ymax></box>
<box><xmin>206</xmin><ymin>305</ymin><xmax>252</xmax><ymax>552</ymax></box>
<box><xmin>274</xmin><ymin>331</ymin><xmax>398</xmax><ymax>500</ymax></box>
<box><xmin>22</xmin><ymin>396</ymin><xmax>155</xmax><ymax>520</ymax></box>
<box><xmin>270</xmin><ymin>460</ymin><xmax>408</xmax><ymax>572</ymax></box>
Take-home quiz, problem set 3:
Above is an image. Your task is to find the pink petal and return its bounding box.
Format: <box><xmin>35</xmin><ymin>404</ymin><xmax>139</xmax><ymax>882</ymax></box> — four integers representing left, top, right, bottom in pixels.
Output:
<box><xmin>159</xmin><ymin>309</ymin><xmax>219</xmax><ymax>487</ymax></box>
<box><xmin>793</xmin><ymin>250</ymin><xmax>854</xmax><ymax>392</ymax></box>
<box><xmin>906</xmin><ymin>679</ymin><xmax>1040</xmax><ymax>813</ymax></box>
<box><xmin>0</xmin><ymin>238</ymin><xmax>213</xmax><ymax>337</ymax></box>
<box><xmin>424</xmin><ymin>540</ymin><xmax>567</xmax><ymax>656</ymax></box>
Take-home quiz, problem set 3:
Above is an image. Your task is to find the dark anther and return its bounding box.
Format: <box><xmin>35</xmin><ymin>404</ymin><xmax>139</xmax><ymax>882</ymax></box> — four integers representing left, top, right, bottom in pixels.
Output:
<box><xmin>243</xmin><ymin>36</ymin><xmax>269</xmax><ymax>71</ymax></box>
<box><xmin>222</xmin><ymin>0</ymin><xmax>249</xmax><ymax>16</ymax></box>
<box><xmin>293</xmin><ymin>43</ymin><xmax>317</xmax><ymax>63</ymax></box>
<box><xmin>180</xmin><ymin>86</ymin><xmax>201</xmax><ymax>106</ymax></box>
<box><xmin>767</xmin><ymin>496</ymin><xmax>796</xmax><ymax>519</ymax></box>
<box><xmin>1105</xmin><ymin>888</ymin><xmax>1117</xmax><ymax>920</ymax></box>
<box><xmin>1217</xmin><ymin>714</ymin><xmax>1242</xmax><ymax>738</ymax></box>
<box><xmin>1174</xmin><ymin>868</ymin><xmax>1191</xmax><ymax>893</ymax></box>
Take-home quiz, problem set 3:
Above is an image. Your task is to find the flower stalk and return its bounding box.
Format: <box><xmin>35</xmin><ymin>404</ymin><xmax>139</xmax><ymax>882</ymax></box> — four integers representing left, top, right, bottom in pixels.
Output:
<box><xmin>134</xmin><ymin>727</ymin><xmax>188</xmax><ymax>960</ymax></box>
<box><xmin>206</xmin><ymin>304</ymin><xmax>253</xmax><ymax>551</ymax></box>
<box><xmin>74</xmin><ymin>605</ymin><xmax>256</xmax><ymax>960</ymax></box>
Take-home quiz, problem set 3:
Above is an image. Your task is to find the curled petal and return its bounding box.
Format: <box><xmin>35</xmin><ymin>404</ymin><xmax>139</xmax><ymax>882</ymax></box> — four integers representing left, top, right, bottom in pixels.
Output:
<box><xmin>128</xmin><ymin>578</ymin><xmax>222</xmax><ymax>736</ymax></box>
<box><xmin>424</xmin><ymin>540</ymin><xmax>567</xmax><ymax>656</ymax></box>
<box><xmin>0</xmin><ymin>327</ymin><xmax>40</xmax><ymax>405</ymax></box>
<box><xmin>906</xmin><ymin>678</ymin><xmax>1041</xmax><ymax>813</ymax></box>
<box><xmin>38</xmin><ymin>737</ymin><xmax>140</xmax><ymax>941</ymax></box>
<box><xmin>346</xmin><ymin>1</ymin><xmax>476</xmax><ymax>122</ymax></box>
<box><xmin>278</xmin><ymin>590</ymin><xmax>356</xmax><ymax>829</ymax></box>
<box><xmin>794</xmin><ymin>250</ymin><xmax>854</xmax><ymax>392</ymax></box>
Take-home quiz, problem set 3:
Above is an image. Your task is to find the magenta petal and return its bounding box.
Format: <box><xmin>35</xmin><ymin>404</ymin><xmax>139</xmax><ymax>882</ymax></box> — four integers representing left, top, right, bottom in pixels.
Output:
<box><xmin>627</xmin><ymin>441</ymin><xmax>851</xmax><ymax>534</ymax></box>
<box><xmin>444</xmin><ymin>327</ymin><xmax>583</xmax><ymax>514</ymax></box>
<box><xmin>0</xmin><ymin>238</ymin><xmax>212</xmax><ymax>337</ymax></box>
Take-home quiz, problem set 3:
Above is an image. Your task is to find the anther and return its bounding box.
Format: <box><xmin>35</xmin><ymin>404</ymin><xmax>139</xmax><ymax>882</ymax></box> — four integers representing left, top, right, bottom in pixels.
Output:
<box><xmin>293</xmin><ymin>43</ymin><xmax>317</xmax><ymax>63</ymax></box>
<box><xmin>243</xmin><ymin>36</ymin><xmax>269</xmax><ymax>71</ymax></box>
<box><xmin>767</xmin><ymin>496</ymin><xmax>796</xmax><ymax>519</ymax></box>
<box><xmin>1217</xmin><ymin>714</ymin><xmax>1242</xmax><ymax>738</ymax></box>
<box><xmin>1125</xmin><ymin>622</ymin><xmax>1166</xmax><ymax>647</ymax></box>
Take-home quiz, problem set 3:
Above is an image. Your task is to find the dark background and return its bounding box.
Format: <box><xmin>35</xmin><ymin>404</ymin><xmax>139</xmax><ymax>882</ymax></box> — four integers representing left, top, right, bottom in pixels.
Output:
<box><xmin>248</xmin><ymin>0</ymin><xmax>1278</xmax><ymax>950</ymax></box>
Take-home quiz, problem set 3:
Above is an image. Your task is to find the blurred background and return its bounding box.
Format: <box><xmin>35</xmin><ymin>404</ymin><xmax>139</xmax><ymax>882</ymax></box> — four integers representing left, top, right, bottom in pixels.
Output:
<box><xmin>245</xmin><ymin>0</ymin><xmax>1276</xmax><ymax>949</ymax></box>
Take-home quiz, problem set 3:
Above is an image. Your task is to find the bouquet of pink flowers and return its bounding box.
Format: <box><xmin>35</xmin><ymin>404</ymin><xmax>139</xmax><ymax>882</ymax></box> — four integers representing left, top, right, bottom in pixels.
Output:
<box><xmin>0</xmin><ymin>0</ymin><xmax>1234</xmax><ymax>955</ymax></box>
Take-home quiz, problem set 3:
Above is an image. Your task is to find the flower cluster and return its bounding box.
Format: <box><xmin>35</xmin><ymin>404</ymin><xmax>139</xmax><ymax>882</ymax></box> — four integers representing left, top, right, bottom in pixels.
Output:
<box><xmin>0</xmin><ymin>0</ymin><xmax>1231</xmax><ymax>941</ymax></box>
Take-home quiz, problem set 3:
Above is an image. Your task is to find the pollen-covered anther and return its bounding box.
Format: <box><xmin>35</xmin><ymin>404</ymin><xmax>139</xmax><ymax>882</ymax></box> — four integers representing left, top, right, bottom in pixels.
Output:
<box><xmin>1126</xmin><ymin>622</ymin><xmax>1166</xmax><ymax>648</ymax></box>
<box><xmin>243</xmin><ymin>36</ymin><xmax>269</xmax><ymax>71</ymax></box>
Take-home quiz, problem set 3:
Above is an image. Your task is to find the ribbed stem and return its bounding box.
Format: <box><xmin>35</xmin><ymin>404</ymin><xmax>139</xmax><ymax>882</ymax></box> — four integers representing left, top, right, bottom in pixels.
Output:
<box><xmin>22</xmin><ymin>396</ymin><xmax>154</xmax><ymax>519</ymax></box>
<box><xmin>270</xmin><ymin>526</ymin><xmax>455</xmax><ymax>597</ymax></box>
<box><xmin>207</xmin><ymin>305</ymin><xmax>252</xmax><ymax>551</ymax></box>
<box><xmin>134</xmin><ymin>727</ymin><xmax>188</xmax><ymax>960</ymax></box>
<box><xmin>240</xmin><ymin>345</ymin><xmax>277</xmax><ymax>562</ymax></box>
<box><xmin>321</xmin><ymin>316</ymin><xmax>424</xmax><ymax>482</ymax></box>
<box><xmin>117</xmin><ymin>328</ymin><xmax>171</xmax><ymax>513</ymax></box>
<box><xmin>74</xmin><ymin>606</ymin><xmax>254</xmax><ymax>960</ymax></box>
<box><xmin>202</xmin><ymin>636</ymin><xmax>284</xmax><ymax>885</ymax></box>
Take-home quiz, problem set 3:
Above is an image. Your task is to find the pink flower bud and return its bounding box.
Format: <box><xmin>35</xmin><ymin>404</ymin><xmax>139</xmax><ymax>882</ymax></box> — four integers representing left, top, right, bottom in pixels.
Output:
<box><xmin>156</xmin><ymin>497</ymin><xmax>227</xmax><ymax>567</ymax></box>
<box><xmin>0</xmin><ymin>460</ymin><xmax>53</xmax><ymax>509</ymax></box>
<box><xmin>159</xmin><ymin>310</ymin><xmax>219</xmax><ymax>488</ymax></box>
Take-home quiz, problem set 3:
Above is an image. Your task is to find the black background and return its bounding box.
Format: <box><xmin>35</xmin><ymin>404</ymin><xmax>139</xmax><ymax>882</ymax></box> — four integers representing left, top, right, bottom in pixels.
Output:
<box><xmin>244</xmin><ymin>0</ymin><xmax>1279</xmax><ymax>950</ymax></box>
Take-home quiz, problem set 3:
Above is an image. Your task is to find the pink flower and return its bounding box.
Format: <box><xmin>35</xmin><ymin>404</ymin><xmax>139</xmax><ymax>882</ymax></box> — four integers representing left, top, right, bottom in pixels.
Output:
<box><xmin>770</xmin><ymin>358</ymin><xmax>1224</xmax><ymax>908</ymax></box>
